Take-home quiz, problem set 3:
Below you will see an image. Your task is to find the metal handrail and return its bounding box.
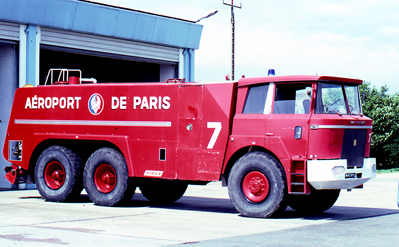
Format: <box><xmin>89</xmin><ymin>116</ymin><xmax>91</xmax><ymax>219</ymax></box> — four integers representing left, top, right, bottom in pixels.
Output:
<box><xmin>44</xmin><ymin>69</ymin><xmax>96</xmax><ymax>84</ymax></box>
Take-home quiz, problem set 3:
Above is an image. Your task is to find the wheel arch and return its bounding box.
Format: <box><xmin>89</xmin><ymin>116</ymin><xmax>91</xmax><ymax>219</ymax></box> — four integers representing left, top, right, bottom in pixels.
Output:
<box><xmin>221</xmin><ymin>145</ymin><xmax>283</xmax><ymax>186</ymax></box>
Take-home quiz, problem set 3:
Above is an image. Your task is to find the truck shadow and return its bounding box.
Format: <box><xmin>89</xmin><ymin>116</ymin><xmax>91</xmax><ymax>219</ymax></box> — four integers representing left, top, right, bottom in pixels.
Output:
<box><xmin>19</xmin><ymin>192</ymin><xmax>399</xmax><ymax>221</ymax></box>
<box><xmin>126</xmin><ymin>192</ymin><xmax>399</xmax><ymax>221</ymax></box>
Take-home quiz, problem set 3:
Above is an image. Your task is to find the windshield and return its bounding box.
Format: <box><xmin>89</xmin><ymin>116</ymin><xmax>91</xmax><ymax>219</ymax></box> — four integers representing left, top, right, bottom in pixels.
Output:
<box><xmin>315</xmin><ymin>82</ymin><xmax>362</xmax><ymax>115</ymax></box>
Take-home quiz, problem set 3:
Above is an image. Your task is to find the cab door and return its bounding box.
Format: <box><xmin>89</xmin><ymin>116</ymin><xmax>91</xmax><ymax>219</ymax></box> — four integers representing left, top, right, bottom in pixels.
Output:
<box><xmin>265</xmin><ymin>83</ymin><xmax>314</xmax><ymax>159</ymax></box>
<box><xmin>265</xmin><ymin>82</ymin><xmax>314</xmax><ymax>193</ymax></box>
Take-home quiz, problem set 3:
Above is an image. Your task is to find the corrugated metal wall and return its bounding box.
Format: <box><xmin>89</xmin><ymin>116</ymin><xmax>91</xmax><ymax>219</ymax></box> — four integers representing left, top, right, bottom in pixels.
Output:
<box><xmin>0</xmin><ymin>21</ymin><xmax>19</xmax><ymax>41</ymax></box>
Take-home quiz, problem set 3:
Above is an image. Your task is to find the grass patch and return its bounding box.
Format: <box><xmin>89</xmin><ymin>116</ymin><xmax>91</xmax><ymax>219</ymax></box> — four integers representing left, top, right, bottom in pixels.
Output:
<box><xmin>377</xmin><ymin>168</ymin><xmax>399</xmax><ymax>173</ymax></box>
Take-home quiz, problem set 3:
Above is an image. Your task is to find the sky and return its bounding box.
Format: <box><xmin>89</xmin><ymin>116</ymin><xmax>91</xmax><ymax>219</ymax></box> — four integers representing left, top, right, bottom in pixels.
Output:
<box><xmin>92</xmin><ymin>0</ymin><xmax>399</xmax><ymax>93</ymax></box>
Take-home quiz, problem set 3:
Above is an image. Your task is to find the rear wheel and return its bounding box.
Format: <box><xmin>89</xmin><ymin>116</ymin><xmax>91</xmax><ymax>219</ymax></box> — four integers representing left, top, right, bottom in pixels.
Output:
<box><xmin>288</xmin><ymin>189</ymin><xmax>340</xmax><ymax>214</ymax></box>
<box><xmin>228</xmin><ymin>151</ymin><xmax>287</xmax><ymax>218</ymax></box>
<box><xmin>83</xmin><ymin>148</ymin><xmax>136</xmax><ymax>206</ymax></box>
<box><xmin>139</xmin><ymin>179</ymin><xmax>188</xmax><ymax>204</ymax></box>
<box><xmin>35</xmin><ymin>146</ymin><xmax>83</xmax><ymax>202</ymax></box>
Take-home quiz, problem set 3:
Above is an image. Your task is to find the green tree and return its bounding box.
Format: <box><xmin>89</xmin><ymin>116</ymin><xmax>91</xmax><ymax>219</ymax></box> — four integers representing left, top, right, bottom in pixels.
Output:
<box><xmin>360</xmin><ymin>82</ymin><xmax>399</xmax><ymax>169</ymax></box>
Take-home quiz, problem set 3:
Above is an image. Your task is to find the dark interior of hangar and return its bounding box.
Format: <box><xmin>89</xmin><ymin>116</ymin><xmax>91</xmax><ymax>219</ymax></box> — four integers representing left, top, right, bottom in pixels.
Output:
<box><xmin>40</xmin><ymin>49</ymin><xmax>161</xmax><ymax>84</ymax></box>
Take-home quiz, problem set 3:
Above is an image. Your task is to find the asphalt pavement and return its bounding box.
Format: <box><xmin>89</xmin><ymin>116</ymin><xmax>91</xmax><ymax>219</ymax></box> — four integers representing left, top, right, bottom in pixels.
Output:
<box><xmin>0</xmin><ymin>173</ymin><xmax>398</xmax><ymax>246</ymax></box>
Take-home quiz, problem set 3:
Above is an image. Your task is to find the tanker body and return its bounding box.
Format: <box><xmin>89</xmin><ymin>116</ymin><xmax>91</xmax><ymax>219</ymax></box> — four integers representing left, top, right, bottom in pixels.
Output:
<box><xmin>4</xmin><ymin>70</ymin><xmax>376</xmax><ymax>217</ymax></box>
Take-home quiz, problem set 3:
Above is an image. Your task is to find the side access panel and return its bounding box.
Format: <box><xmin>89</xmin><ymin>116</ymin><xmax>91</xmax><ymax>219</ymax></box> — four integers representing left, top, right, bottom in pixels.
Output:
<box><xmin>176</xmin><ymin>82</ymin><xmax>236</xmax><ymax>181</ymax></box>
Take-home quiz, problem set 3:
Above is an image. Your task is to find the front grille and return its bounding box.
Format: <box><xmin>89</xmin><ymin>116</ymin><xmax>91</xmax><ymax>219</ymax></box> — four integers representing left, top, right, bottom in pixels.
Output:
<box><xmin>341</xmin><ymin>129</ymin><xmax>367</xmax><ymax>168</ymax></box>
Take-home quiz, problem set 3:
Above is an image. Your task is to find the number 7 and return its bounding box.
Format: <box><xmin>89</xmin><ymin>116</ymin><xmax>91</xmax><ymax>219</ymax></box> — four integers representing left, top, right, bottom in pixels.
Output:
<box><xmin>207</xmin><ymin>122</ymin><xmax>222</xmax><ymax>149</ymax></box>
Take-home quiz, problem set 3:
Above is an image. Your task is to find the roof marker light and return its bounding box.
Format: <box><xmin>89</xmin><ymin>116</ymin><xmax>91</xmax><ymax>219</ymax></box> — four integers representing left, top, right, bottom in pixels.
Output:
<box><xmin>268</xmin><ymin>69</ymin><xmax>275</xmax><ymax>76</ymax></box>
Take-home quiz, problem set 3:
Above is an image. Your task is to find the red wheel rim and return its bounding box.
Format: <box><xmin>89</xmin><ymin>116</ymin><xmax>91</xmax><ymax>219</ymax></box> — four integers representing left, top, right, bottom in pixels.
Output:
<box><xmin>242</xmin><ymin>171</ymin><xmax>269</xmax><ymax>203</ymax></box>
<box><xmin>44</xmin><ymin>161</ymin><xmax>65</xmax><ymax>190</ymax></box>
<box><xmin>94</xmin><ymin>164</ymin><xmax>116</xmax><ymax>193</ymax></box>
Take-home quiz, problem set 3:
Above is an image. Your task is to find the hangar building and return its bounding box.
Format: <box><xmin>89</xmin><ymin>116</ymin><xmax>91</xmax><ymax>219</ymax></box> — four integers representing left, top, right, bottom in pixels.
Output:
<box><xmin>0</xmin><ymin>0</ymin><xmax>203</xmax><ymax>188</ymax></box>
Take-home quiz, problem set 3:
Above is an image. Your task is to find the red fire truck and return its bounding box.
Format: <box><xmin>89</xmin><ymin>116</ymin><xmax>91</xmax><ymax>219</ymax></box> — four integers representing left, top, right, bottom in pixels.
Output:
<box><xmin>3</xmin><ymin>69</ymin><xmax>376</xmax><ymax>218</ymax></box>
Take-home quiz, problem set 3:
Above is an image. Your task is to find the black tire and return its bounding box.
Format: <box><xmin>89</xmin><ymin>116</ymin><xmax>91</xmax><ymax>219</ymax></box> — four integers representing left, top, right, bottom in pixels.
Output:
<box><xmin>83</xmin><ymin>148</ymin><xmax>136</xmax><ymax>206</ymax></box>
<box><xmin>228</xmin><ymin>151</ymin><xmax>287</xmax><ymax>218</ymax></box>
<box><xmin>139</xmin><ymin>179</ymin><xmax>188</xmax><ymax>204</ymax></box>
<box><xmin>288</xmin><ymin>189</ymin><xmax>340</xmax><ymax>214</ymax></box>
<box><xmin>35</xmin><ymin>146</ymin><xmax>83</xmax><ymax>202</ymax></box>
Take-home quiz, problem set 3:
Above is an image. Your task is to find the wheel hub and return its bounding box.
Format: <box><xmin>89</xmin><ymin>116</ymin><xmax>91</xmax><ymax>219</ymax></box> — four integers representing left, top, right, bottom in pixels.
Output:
<box><xmin>95</xmin><ymin>164</ymin><xmax>116</xmax><ymax>193</ymax></box>
<box><xmin>44</xmin><ymin>161</ymin><xmax>65</xmax><ymax>190</ymax></box>
<box><xmin>248</xmin><ymin>176</ymin><xmax>264</xmax><ymax>195</ymax></box>
<box><xmin>242</xmin><ymin>171</ymin><xmax>270</xmax><ymax>203</ymax></box>
<box><xmin>101</xmin><ymin>172</ymin><xmax>115</xmax><ymax>184</ymax></box>
<box><xmin>52</xmin><ymin>170</ymin><xmax>61</xmax><ymax>180</ymax></box>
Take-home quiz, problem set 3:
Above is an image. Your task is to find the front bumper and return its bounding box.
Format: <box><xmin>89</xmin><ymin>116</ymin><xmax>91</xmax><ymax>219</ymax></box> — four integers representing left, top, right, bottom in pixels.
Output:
<box><xmin>307</xmin><ymin>158</ymin><xmax>376</xmax><ymax>190</ymax></box>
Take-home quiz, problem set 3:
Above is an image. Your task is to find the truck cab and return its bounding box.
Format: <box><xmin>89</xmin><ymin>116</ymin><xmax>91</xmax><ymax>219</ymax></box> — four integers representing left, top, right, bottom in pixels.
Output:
<box><xmin>223</xmin><ymin>75</ymin><xmax>376</xmax><ymax>215</ymax></box>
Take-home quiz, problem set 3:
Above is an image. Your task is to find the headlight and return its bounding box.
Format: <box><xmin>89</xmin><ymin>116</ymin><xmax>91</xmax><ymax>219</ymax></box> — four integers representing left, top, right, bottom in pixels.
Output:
<box><xmin>371</xmin><ymin>163</ymin><xmax>377</xmax><ymax>173</ymax></box>
<box><xmin>332</xmin><ymin>166</ymin><xmax>345</xmax><ymax>176</ymax></box>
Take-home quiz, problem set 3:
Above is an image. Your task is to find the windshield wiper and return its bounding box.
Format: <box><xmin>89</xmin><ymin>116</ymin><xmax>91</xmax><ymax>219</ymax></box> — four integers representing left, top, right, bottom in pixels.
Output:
<box><xmin>335</xmin><ymin>110</ymin><xmax>342</xmax><ymax>116</ymax></box>
<box><xmin>350</xmin><ymin>110</ymin><xmax>363</xmax><ymax>117</ymax></box>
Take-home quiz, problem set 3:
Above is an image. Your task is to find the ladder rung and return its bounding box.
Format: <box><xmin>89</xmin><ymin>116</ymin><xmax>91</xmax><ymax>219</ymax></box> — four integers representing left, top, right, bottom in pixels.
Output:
<box><xmin>290</xmin><ymin>192</ymin><xmax>306</xmax><ymax>195</ymax></box>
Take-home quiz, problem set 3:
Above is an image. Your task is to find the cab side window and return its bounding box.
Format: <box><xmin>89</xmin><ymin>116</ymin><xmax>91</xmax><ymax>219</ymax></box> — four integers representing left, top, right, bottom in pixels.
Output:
<box><xmin>242</xmin><ymin>84</ymin><xmax>269</xmax><ymax>114</ymax></box>
<box><xmin>273</xmin><ymin>84</ymin><xmax>312</xmax><ymax>114</ymax></box>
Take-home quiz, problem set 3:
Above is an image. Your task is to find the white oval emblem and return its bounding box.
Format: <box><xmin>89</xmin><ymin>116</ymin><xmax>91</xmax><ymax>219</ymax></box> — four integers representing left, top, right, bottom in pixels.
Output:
<box><xmin>88</xmin><ymin>93</ymin><xmax>104</xmax><ymax>115</ymax></box>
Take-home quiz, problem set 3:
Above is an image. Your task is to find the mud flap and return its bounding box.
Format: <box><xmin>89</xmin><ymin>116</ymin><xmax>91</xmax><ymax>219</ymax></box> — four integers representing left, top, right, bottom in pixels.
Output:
<box><xmin>4</xmin><ymin>165</ymin><xmax>17</xmax><ymax>184</ymax></box>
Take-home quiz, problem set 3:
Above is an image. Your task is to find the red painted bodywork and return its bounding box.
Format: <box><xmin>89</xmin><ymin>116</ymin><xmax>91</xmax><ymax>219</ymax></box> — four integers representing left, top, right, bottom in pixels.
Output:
<box><xmin>4</xmin><ymin>81</ymin><xmax>236</xmax><ymax>182</ymax></box>
<box><xmin>3</xmin><ymin>75</ymin><xmax>372</xmax><ymax>192</ymax></box>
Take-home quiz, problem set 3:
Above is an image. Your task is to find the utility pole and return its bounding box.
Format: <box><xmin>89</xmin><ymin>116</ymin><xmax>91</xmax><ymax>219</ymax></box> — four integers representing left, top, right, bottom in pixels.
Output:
<box><xmin>223</xmin><ymin>0</ymin><xmax>241</xmax><ymax>81</ymax></box>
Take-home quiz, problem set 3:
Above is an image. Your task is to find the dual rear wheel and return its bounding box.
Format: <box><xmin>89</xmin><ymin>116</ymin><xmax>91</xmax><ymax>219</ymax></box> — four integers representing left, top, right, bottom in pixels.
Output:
<box><xmin>83</xmin><ymin>147</ymin><xmax>136</xmax><ymax>206</ymax></box>
<box><xmin>35</xmin><ymin>146</ymin><xmax>84</xmax><ymax>202</ymax></box>
<box><xmin>35</xmin><ymin>146</ymin><xmax>186</xmax><ymax>206</ymax></box>
<box><xmin>139</xmin><ymin>179</ymin><xmax>188</xmax><ymax>204</ymax></box>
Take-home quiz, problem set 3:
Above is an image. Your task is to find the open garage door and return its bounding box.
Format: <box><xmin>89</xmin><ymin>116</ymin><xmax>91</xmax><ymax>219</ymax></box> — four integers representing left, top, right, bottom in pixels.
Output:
<box><xmin>0</xmin><ymin>22</ymin><xmax>19</xmax><ymax>188</ymax></box>
<box><xmin>40</xmin><ymin>28</ymin><xmax>179</xmax><ymax>84</ymax></box>
<box><xmin>0</xmin><ymin>43</ymin><xmax>18</xmax><ymax>188</ymax></box>
<box><xmin>41</xmin><ymin>28</ymin><xmax>180</xmax><ymax>62</ymax></box>
<box><xmin>40</xmin><ymin>49</ymin><xmax>166</xmax><ymax>83</ymax></box>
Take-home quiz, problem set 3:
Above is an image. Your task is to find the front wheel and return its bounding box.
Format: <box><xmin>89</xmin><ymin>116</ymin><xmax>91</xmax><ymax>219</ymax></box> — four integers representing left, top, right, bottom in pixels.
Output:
<box><xmin>35</xmin><ymin>146</ymin><xmax>83</xmax><ymax>202</ymax></box>
<box><xmin>83</xmin><ymin>148</ymin><xmax>136</xmax><ymax>206</ymax></box>
<box><xmin>228</xmin><ymin>151</ymin><xmax>287</xmax><ymax>218</ymax></box>
<box><xmin>288</xmin><ymin>189</ymin><xmax>340</xmax><ymax>214</ymax></box>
